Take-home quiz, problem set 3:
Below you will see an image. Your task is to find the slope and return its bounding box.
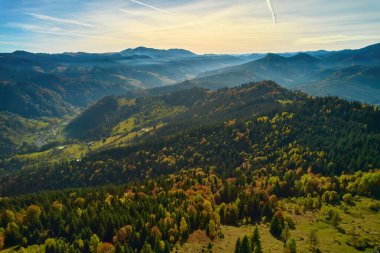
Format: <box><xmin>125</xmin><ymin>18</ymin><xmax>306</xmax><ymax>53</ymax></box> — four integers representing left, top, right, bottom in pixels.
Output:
<box><xmin>124</xmin><ymin>43</ymin><xmax>380</xmax><ymax>104</ymax></box>
<box><xmin>1</xmin><ymin>81</ymin><xmax>380</xmax><ymax>195</ymax></box>
<box><xmin>0</xmin><ymin>49</ymin><xmax>246</xmax><ymax>118</ymax></box>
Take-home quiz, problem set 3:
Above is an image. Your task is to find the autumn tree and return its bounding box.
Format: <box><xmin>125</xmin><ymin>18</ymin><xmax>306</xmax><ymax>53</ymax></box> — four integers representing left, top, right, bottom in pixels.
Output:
<box><xmin>179</xmin><ymin>217</ymin><xmax>189</xmax><ymax>241</ymax></box>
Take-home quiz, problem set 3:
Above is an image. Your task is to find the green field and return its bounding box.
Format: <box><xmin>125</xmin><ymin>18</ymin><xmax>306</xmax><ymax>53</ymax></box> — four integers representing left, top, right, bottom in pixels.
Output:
<box><xmin>175</xmin><ymin>197</ymin><xmax>380</xmax><ymax>253</ymax></box>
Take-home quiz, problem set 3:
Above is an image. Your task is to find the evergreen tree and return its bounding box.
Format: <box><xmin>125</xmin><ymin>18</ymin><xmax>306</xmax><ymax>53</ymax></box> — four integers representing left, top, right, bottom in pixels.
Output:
<box><xmin>251</xmin><ymin>226</ymin><xmax>262</xmax><ymax>253</ymax></box>
<box><xmin>235</xmin><ymin>237</ymin><xmax>242</xmax><ymax>253</ymax></box>
<box><xmin>241</xmin><ymin>235</ymin><xmax>252</xmax><ymax>253</ymax></box>
<box><xmin>270</xmin><ymin>212</ymin><xmax>285</xmax><ymax>238</ymax></box>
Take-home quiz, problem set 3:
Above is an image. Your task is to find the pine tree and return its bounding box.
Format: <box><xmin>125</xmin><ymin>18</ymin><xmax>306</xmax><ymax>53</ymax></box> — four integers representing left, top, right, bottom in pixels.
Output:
<box><xmin>270</xmin><ymin>211</ymin><xmax>285</xmax><ymax>238</ymax></box>
<box><xmin>251</xmin><ymin>226</ymin><xmax>262</xmax><ymax>253</ymax></box>
<box><xmin>241</xmin><ymin>235</ymin><xmax>252</xmax><ymax>253</ymax></box>
<box><xmin>235</xmin><ymin>237</ymin><xmax>242</xmax><ymax>253</ymax></box>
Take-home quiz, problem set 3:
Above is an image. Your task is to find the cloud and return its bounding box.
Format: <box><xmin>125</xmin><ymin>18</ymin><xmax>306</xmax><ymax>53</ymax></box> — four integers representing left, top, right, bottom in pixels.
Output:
<box><xmin>27</xmin><ymin>13</ymin><xmax>94</xmax><ymax>27</ymax></box>
<box><xmin>0</xmin><ymin>41</ymin><xmax>18</xmax><ymax>45</ymax></box>
<box><xmin>129</xmin><ymin>0</ymin><xmax>174</xmax><ymax>15</ymax></box>
<box><xmin>2</xmin><ymin>0</ymin><xmax>379</xmax><ymax>53</ymax></box>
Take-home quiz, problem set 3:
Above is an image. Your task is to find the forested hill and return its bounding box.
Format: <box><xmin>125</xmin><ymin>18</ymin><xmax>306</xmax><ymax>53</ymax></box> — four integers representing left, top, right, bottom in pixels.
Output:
<box><xmin>1</xmin><ymin>81</ymin><xmax>380</xmax><ymax>195</ymax></box>
<box><xmin>65</xmin><ymin>81</ymin><xmax>294</xmax><ymax>140</ymax></box>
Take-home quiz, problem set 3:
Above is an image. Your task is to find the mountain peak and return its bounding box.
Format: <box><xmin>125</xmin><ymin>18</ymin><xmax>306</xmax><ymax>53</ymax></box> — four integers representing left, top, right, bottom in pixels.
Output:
<box><xmin>262</xmin><ymin>53</ymin><xmax>286</xmax><ymax>61</ymax></box>
<box><xmin>290</xmin><ymin>53</ymin><xmax>319</xmax><ymax>62</ymax></box>
<box><xmin>12</xmin><ymin>50</ymin><xmax>35</xmax><ymax>56</ymax></box>
<box><xmin>120</xmin><ymin>47</ymin><xmax>196</xmax><ymax>58</ymax></box>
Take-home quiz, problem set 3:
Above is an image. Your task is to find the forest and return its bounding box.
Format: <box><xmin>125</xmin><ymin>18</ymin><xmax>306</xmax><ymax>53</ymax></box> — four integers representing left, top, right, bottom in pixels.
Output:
<box><xmin>0</xmin><ymin>82</ymin><xmax>380</xmax><ymax>252</ymax></box>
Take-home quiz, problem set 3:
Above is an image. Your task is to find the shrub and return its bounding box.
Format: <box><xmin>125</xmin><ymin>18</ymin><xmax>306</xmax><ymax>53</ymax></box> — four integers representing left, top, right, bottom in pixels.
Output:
<box><xmin>342</xmin><ymin>193</ymin><xmax>354</xmax><ymax>205</ymax></box>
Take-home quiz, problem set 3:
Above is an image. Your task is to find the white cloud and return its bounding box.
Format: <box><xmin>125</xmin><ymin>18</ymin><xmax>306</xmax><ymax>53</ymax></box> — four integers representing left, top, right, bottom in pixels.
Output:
<box><xmin>27</xmin><ymin>13</ymin><xmax>94</xmax><ymax>28</ymax></box>
<box><xmin>2</xmin><ymin>0</ymin><xmax>379</xmax><ymax>53</ymax></box>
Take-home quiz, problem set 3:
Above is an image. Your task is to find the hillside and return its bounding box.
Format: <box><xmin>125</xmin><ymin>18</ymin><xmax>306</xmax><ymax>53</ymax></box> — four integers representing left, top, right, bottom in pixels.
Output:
<box><xmin>301</xmin><ymin>65</ymin><xmax>380</xmax><ymax>104</ymax></box>
<box><xmin>0</xmin><ymin>112</ymin><xmax>44</xmax><ymax>157</ymax></box>
<box><xmin>1</xmin><ymin>43</ymin><xmax>379</xmax><ymax>122</ymax></box>
<box><xmin>0</xmin><ymin>49</ymin><xmax>246</xmax><ymax>118</ymax></box>
<box><xmin>2</xmin><ymin>81</ymin><xmax>380</xmax><ymax>195</ymax></box>
<box><xmin>0</xmin><ymin>112</ymin><xmax>71</xmax><ymax>158</ymax></box>
<box><xmin>125</xmin><ymin>43</ymin><xmax>380</xmax><ymax>104</ymax></box>
<box><xmin>65</xmin><ymin>81</ymin><xmax>290</xmax><ymax>141</ymax></box>
<box><xmin>0</xmin><ymin>82</ymin><xmax>380</xmax><ymax>253</ymax></box>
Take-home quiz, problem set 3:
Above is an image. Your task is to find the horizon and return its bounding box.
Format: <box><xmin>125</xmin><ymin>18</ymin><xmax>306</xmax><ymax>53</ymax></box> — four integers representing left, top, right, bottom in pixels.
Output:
<box><xmin>1</xmin><ymin>0</ymin><xmax>380</xmax><ymax>54</ymax></box>
<box><xmin>3</xmin><ymin>42</ymin><xmax>380</xmax><ymax>56</ymax></box>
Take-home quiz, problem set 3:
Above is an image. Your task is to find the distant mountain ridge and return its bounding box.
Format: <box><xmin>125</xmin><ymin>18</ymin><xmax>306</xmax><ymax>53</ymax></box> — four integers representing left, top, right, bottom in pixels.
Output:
<box><xmin>125</xmin><ymin>43</ymin><xmax>380</xmax><ymax>104</ymax></box>
<box><xmin>0</xmin><ymin>48</ymin><xmax>246</xmax><ymax>118</ymax></box>
<box><xmin>0</xmin><ymin>43</ymin><xmax>379</xmax><ymax>121</ymax></box>
<box><xmin>120</xmin><ymin>46</ymin><xmax>196</xmax><ymax>58</ymax></box>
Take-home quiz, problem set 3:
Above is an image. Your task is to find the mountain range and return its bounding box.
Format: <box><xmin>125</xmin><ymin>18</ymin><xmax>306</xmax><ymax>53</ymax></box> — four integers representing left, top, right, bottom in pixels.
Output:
<box><xmin>1</xmin><ymin>44</ymin><xmax>379</xmax><ymax>120</ymax></box>
<box><xmin>125</xmin><ymin>43</ymin><xmax>380</xmax><ymax>104</ymax></box>
<box><xmin>0</xmin><ymin>48</ymin><xmax>245</xmax><ymax>118</ymax></box>
<box><xmin>0</xmin><ymin>43</ymin><xmax>379</xmax><ymax>156</ymax></box>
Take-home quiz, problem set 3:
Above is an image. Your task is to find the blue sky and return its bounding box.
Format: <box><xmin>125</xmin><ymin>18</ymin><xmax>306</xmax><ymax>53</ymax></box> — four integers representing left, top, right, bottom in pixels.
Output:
<box><xmin>0</xmin><ymin>0</ymin><xmax>379</xmax><ymax>53</ymax></box>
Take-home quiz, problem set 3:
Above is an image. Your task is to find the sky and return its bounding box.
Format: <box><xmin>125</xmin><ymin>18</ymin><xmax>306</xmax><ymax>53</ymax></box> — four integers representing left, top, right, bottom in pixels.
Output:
<box><xmin>0</xmin><ymin>0</ymin><xmax>379</xmax><ymax>54</ymax></box>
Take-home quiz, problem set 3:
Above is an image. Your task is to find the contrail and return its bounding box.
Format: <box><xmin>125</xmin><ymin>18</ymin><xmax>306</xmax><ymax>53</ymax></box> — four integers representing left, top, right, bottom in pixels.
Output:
<box><xmin>266</xmin><ymin>0</ymin><xmax>277</xmax><ymax>24</ymax></box>
<box><xmin>130</xmin><ymin>0</ymin><xmax>174</xmax><ymax>15</ymax></box>
<box><xmin>27</xmin><ymin>13</ymin><xmax>94</xmax><ymax>27</ymax></box>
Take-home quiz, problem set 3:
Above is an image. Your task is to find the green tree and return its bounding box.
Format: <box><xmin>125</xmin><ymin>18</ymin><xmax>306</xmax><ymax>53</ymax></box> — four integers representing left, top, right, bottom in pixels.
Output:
<box><xmin>25</xmin><ymin>205</ymin><xmax>41</xmax><ymax>225</ymax></box>
<box><xmin>89</xmin><ymin>234</ymin><xmax>100</xmax><ymax>253</ymax></box>
<box><xmin>342</xmin><ymin>193</ymin><xmax>353</xmax><ymax>204</ymax></box>
<box><xmin>141</xmin><ymin>241</ymin><xmax>154</xmax><ymax>253</ymax></box>
<box><xmin>359</xmin><ymin>172</ymin><xmax>380</xmax><ymax>197</ymax></box>
<box><xmin>270</xmin><ymin>211</ymin><xmax>285</xmax><ymax>238</ymax></box>
<box><xmin>206</xmin><ymin>220</ymin><xmax>217</xmax><ymax>240</ymax></box>
<box><xmin>285</xmin><ymin>237</ymin><xmax>297</xmax><ymax>253</ymax></box>
<box><xmin>5</xmin><ymin>222</ymin><xmax>22</xmax><ymax>246</ymax></box>
<box><xmin>180</xmin><ymin>217</ymin><xmax>189</xmax><ymax>240</ymax></box>
<box><xmin>235</xmin><ymin>237</ymin><xmax>242</xmax><ymax>253</ymax></box>
<box><xmin>251</xmin><ymin>226</ymin><xmax>262</xmax><ymax>253</ymax></box>
<box><xmin>241</xmin><ymin>235</ymin><xmax>251</xmax><ymax>253</ymax></box>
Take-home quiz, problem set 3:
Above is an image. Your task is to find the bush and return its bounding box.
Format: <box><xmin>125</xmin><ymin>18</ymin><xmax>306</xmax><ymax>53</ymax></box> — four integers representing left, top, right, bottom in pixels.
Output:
<box><xmin>285</xmin><ymin>216</ymin><xmax>296</xmax><ymax>229</ymax></box>
<box><xmin>346</xmin><ymin>236</ymin><xmax>372</xmax><ymax>250</ymax></box>
<box><xmin>359</xmin><ymin>172</ymin><xmax>380</xmax><ymax>198</ymax></box>
<box><xmin>342</xmin><ymin>193</ymin><xmax>354</xmax><ymax>205</ymax></box>
<box><xmin>368</xmin><ymin>202</ymin><xmax>380</xmax><ymax>212</ymax></box>
<box><xmin>326</xmin><ymin>209</ymin><xmax>341</xmax><ymax>227</ymax></box>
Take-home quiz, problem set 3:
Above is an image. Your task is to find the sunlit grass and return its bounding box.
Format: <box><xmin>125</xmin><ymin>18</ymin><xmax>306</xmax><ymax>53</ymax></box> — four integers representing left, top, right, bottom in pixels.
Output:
<box><xmin>176</xmin><ymin>197</ymin><xmax>380</xmax><ymax>253</ymax></box>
